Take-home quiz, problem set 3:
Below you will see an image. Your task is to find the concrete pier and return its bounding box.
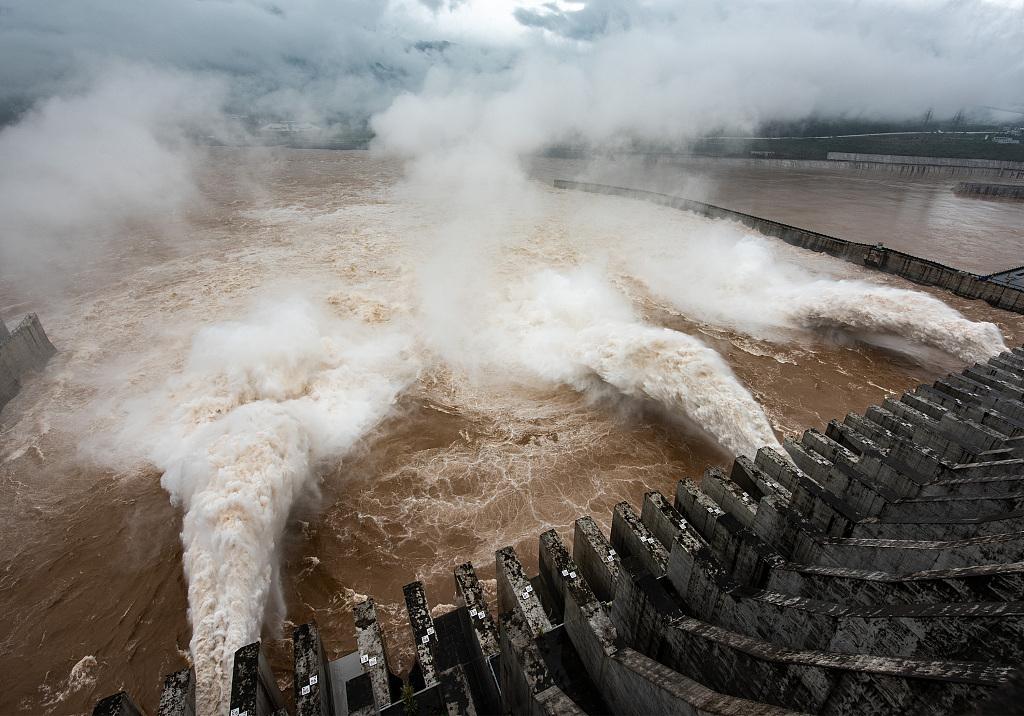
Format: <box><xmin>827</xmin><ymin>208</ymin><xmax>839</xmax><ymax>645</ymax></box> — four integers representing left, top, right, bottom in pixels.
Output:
<box><xmin>228</xmin><ymin>642</ymin><xmax>287</xmax><ymax>716</ymax></box>
<box><xmin>294</xmin><ymin>623</ymin><xmax>333</xmax><ymax>716</ymax></box>
<box><xmin>157</xmin><ymin>669</ymin><xmax>194</xmax><ymax>716</ymax></box>
<box><xmin>0</xmin><ymin>313</ymin><xmax>56</xmax><ymax>413</ymax></box>
<box><xmin>94</xmin><ymin>347</ymin><xmax>1024</xmax><ymax>715</ymax></box>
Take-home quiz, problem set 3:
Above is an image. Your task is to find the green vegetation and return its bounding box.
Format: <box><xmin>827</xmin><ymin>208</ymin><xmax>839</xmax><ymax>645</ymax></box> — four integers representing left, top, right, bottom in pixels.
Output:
<box><xmin>402</xmin><ymin>683</ymin><xmax>417</xmax><ymax>715</ymax></box>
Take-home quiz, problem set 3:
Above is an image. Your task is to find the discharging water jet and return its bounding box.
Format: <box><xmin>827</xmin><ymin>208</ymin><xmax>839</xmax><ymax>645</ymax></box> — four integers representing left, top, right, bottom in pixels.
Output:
<box><xmin>134</xmin><ymin>297</ymin><xmax>419</xmax><ymax>713</ymax></box>
<box><xmin>478</xmin><ymin>269</ymin><xmax>782</xmax><ymax>458</ymax></box>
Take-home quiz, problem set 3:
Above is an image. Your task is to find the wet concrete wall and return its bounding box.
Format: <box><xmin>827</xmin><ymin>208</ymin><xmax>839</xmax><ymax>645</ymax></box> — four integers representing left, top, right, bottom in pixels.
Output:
<box><xmin>637</xmin><ymin>154</ymin><xmax>1024</xmax><ymax>180</ymax></box>
<box><xmin>553</xmin><ymin>180</ymin><xmax>1024</xmax><ymax>315</ymax></box>
<box><xmin>828</xmin><ymin>152</ymin><xmax>1024</xmax><ymax>171</ymax></box>
<box><xmin>0</xmin><ymin>313</ymin><xmax>57</xmax><ymax>413</ymax></box>
<box><xmin>955</xmin><ymin>182</ymin><xmax>1024</xmax><ymax>200</ymax></box>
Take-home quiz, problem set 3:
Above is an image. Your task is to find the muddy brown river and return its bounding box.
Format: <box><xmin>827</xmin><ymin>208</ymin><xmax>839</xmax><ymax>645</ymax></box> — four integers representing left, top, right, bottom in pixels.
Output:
<box><xmin>1</xmin><ymin>149</ymin><xmax>1022</xmax><ymax>714</ymax></box>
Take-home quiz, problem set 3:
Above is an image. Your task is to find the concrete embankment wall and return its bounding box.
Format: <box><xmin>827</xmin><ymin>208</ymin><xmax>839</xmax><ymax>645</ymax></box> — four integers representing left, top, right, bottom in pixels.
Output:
<box><xmin>0</xmin><ymin>314</ymin><xmax>57</xmax><ymax>412</ymax></box>
<box><xmin>955</xmin><ymin>182</ymin><xmax>1024</xmax><ymax>200</ymax></box>
<box><xmin>552</xmin><ymin>179</ymin><xmax>1024</xmax><ymax>314</ymax></box>
<box><xmin>644</xmin><ymin>154</ymin><xmax>1024</xmax><ymax>179</ymax></box>
<box><xmin>826</xmin><ymin>152</ymin><xmax>1024</xmax><ymax>179</ymax></box>
<box><xmin>828</xmin><ymin>152</ymin><xmax>1024</xmax><ymax>170</ymax></box>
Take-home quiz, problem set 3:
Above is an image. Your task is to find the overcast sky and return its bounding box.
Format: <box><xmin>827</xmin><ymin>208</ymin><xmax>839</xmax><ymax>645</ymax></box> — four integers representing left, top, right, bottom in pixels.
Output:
<box><xmin>1</xmin><ymin>0</ymin><xmax>1023</xmax><ymax>128</ymax></box>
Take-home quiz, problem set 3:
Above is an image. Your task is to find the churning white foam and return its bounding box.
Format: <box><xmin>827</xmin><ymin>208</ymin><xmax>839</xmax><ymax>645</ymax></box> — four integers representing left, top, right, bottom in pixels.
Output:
<box><xmin>138</xmin><ymin>297</ymin><xmax>418</xmax><ymax>713</ymax></box>
<box><xmin>783</xmin><ymin>281</ymin><xmax>1006</xmax><ymax>363</ymax></box>
<box><xmin>622</xmin><ymin>223</ymin><xmax>1006</xmax><ymax>362</ymax></box>
<box><xmin>472</xmin><ymin>268</ymin><xmax>781</xmax><ymax>458</ymax></box>
<box><xmin>40</xmin><ymin>655</ymin><xmax>98</xmax><ymax>708</ymax></box>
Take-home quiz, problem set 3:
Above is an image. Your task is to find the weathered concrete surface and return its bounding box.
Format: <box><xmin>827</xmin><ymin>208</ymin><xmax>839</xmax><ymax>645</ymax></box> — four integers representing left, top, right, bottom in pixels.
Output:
<box><xmin>157</xmin><ymin>668</ymin><xmax>195</xmax><ymax>716</ymax></box>
<box><xmin>228</xmin><ymin>641</ymin><xmax>286</xmax><ymax>716</ymax></box>
<box><xmin>497</xmin><ymin>545</ymin><xmax>552</xmax><ymax>638</ymax></box>
<box><xmin>92</xmin><ymin>692</ymin><xmax>144</xmax><ymax>716</ymax></box>
<box><xmin>437</xmin><ymin>663</ymin><xmax>477</xmax><ymax>716</ymax></box>
<box><xmin>766</xmin><ymin>560</ymin><xmax>1024</xmax><ymax>607</ymax></box>
<box><xmin>294</xmin><ymin>622</ymin><xmax>334</xmax><ymax>716</ymax></box>
<box><xmin>572</xmin><ymin>516</ymin><xmax>621</xmax><ymax>603</ymax></box>
<box><xmin>828</xmin><ymin>152</ymin><xmax>1024</xmax><ymax>173</ymax></box>
<box><xmin>454</xmin><ymin>562</ymin><xmax>499</xmax><ymax>658</ymax></box>
<box><xmin>611</xmin><ymin>500</ymin><xmax>669</xmax><ymax>577</ymax></box>
<box><xmin>661</xmin><ymin>612</ymin><xmax>1009</xmax><ymax>714</ymax></box>
<box><xmin>403</xmin><ymin>581</ymin><xmax>439</xmax><ymax>687</ymax></box>
<box><xmin>498</xmin><ymin>610</ymin><xmax>569</xmax><ymax>715</ymax></box>
<box><xmin>989</xmin><ymin>264</ymin><xmax>1024</xmax><ymax>290</ymax></box>
<box><xmin>353</xmin><ymin>598</ymin><xmax>393</xmax><ymax>709</ymax></box>
<box><xmin>0</xmin><ymin>314</ymin><xmax>56</xmax><ymax>412</ymax></box>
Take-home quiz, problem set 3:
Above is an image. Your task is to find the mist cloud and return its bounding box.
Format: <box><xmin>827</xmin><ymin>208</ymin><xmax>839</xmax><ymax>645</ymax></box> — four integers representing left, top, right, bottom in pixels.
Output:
<box><xmin>0</xmin><ymin>64</ymin><xmax>232</xmax><ymax>294</ymax></box>
<box><xmin>372</xmin><ymin>0</ymin><xmax>1024</xmax><ymax>167</ymax></box>
<box><xmin>0</xmin><ymin>0</ymin><xmax>516</xmax><ymax>126</ymax></box>
<box><xmin>2</xmin><ymin>0</ymin><xmax>1021</xmax><ymax>136</ymax></box>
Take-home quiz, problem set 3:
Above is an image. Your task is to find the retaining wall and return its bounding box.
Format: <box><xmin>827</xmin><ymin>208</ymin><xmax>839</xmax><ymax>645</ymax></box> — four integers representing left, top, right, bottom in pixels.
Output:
<box><xmin>955</xmin><ymin>182</ymin><xmax>1024</xmax><ymax>200</ymax></box>
<box><xmin>634</xmin><ymin>154</ymin><xmax>1024</xmax><ymax>179</ymax></box>
<box><xmin>824</xmin><ymin>153</ymin><xmax>1024</xmax><ymax>180</ymax></box>
<box><xmin>827</xmin><ymin>152</ymin><xmax>1024</xmax><ymax>171</ymax></box>
<box><xmin>0</xmin><ymin>313</ymin><xmax>57</xmax><ymax>413</ymax></box>
<box><xmin>552</xmin><ymin>179</ymin><xmax>1024</xmax><ymax>315</ymax></box>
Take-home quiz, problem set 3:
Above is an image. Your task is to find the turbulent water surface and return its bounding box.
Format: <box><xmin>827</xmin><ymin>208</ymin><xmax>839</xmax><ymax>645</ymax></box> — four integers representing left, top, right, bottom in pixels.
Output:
<box><xmin>1</xmin><ymin>149</ymin><xmax>1022</xmax><ymax>714</ymax></box>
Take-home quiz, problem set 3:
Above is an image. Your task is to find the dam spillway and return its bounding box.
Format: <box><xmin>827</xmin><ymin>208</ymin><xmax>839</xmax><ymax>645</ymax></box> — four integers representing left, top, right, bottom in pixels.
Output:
<box><xmin>6</xmin><ymin>149</ymin><xmax>1020</xmax><ymax>716</ymax></box>
<box><xmin>95</xmin><ymin>345</ymin><xmax>1024</xmax><ymax>715</ymax></box>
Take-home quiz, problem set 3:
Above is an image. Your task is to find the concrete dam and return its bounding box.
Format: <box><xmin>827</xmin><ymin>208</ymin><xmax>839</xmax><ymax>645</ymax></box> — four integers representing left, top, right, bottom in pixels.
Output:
<box><xmin>95</xmin><ymin>345</ymin><xmax>1024</xmax><ymax>715</ymax></box>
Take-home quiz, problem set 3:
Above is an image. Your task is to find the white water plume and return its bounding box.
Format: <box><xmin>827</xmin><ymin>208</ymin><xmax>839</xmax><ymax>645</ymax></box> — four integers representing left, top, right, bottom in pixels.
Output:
<box><xmin>785</xmin><ymin>282</ymin><xmax>1006</xmax><ymax>364</ymax></box>
<box><xmin>136</xmin><ymin>297</ymin><xmax>418</xmax><ymax>714</ymax></box>
<box><xmin>0</xmin><ymin>63</ymin><xmax>230</xmax><ymax>295</ymax></box>
<box><xmin>621</xmin><ymin>223</ymin><xmax>1006</xmax><ymax>363</ymax></box>
<box><xmin>473</xmin><ymin>268</ymin><xmax>781</xmax><ymax>458</ymax></box>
